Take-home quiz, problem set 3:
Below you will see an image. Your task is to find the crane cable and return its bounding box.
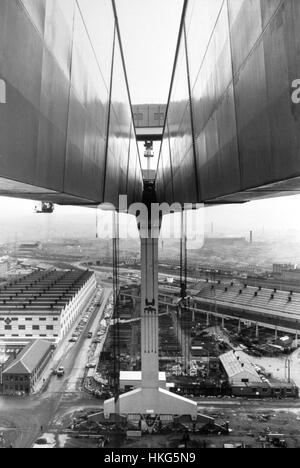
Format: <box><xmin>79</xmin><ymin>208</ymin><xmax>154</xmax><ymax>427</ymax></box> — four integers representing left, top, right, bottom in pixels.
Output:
<box><xmin>112</xmin><ymin>211</ymin><xmax>120</xmax><ymax>408</ymax></box>
<box><xmin>179</xmin><ymin>209</ymin><xmax>189</xmax><ymax>375</ymax></box>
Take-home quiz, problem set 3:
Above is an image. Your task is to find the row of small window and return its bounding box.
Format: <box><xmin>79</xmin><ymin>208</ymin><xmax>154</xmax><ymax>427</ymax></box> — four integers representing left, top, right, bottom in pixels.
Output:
<box><xmin>0</xmin><ymin>318</ymin><xmax>59</xmax><ymax>321</ymax></box>
<box><xmin>4</xmin><ymin>386</ymin><xmax>29</xmax><ymax>393</ymax></box>
<box><xmin>0</xmin><ymin>334</ymin><xmax>58</xmax><ymax>337</ymax></box>
<box><xmin>4</xmin><ymin>376</ymin><xmax>29</xmax><ymax>382</ymax></box>
<box><xmin>3</xmin><ymin>325</ymin><xmax>54</xmax><ymax>330</ymax></box>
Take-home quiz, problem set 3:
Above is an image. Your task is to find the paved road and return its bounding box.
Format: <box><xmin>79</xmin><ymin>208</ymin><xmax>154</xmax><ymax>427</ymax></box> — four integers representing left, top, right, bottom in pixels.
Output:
<box><xmin>0</xmin><ymin>288</ymin><xmax>112</xmax><ymax>448</ymax></box>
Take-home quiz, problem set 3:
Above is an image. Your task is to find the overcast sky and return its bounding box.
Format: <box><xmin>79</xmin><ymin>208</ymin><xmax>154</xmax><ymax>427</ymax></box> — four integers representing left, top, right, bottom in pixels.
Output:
<box><xmin>0</xmin><ymin>0</ymin><xmax>300</xmax><ymax>239</ymax></box>
<box><xmin>116</xmin><ymin>0</ymin><xmax>184</xmax><ymax>104</ymax></box>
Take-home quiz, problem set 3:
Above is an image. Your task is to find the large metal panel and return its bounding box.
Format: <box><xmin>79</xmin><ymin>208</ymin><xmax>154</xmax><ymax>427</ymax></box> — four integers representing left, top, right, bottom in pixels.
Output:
<box><xmin>157</xmin><ymin>0</ymin><xmax>240</xmax><ymax>205</ymax></box>
<box><xmin>36</xmin><ymin>114</ymin><xmax>66</xmax><ymax>191</ymax></box>
<box><xmin>234</xmin><ymin>41</ymin><xmax>272</xmax><ymax>189</ymax></box>
<box><xmin>159</xmin><ymin>35</ymin><xmax>197</xmax><ymax>204</ymax></box>
<box><xmin>228</xmin><ymin>0</ymin><xmax>263</xmax><ymax>75</ymax></box>
<box><xmin>156</xmin><ymin>143</ymin><xmax>165</xmax><ymax>203</ymax></box>
<box><xmin>158</xmin><ymin>0</ymin><xmax>300</xmax><ymax>205</ymax></box>
<box><xmin>43</xmin><ymin>0</ymin><xmax>74</xmax><ymax>80</ymax></box>
<box><xmin>260</xmin><ymin>0</ymin><xmax>282</xmax><ymax>28</ymax></box>
<box><xmin>0</xmin><ymin>81</ymin><xmax>39</xmax><ymax>184</ymax></box>
<box><xmin>191</xmin><ymin>0</ymin><xmax>240</xmax><ymax>200</ymax></box>
<box><xmin>37</xmin><ymin>1</ymin><xmax>75</xmax><ymax>194</ymax></box>
<box><xmin>262</xmin><ymin>0</ymin><xmax>300</xmax><ymax>182</ymax></box>
<box><xmin>64</xmin><ymin>2</ymin><xmax>111</xmax><ymax>201</ymax></box>
<box><xmin>126</xmin><ymin>133</ymin><xmax>136</xmax><ymax>204</ymax></box>
<box><xmin>81</xmin><ymin>121</ymin><xmax>107</xmax><ymax>201</ymax></box>
<box><xmin>0</xmin><ymin>0</ymin><xmax>142</xmax><ymax>206</ymax></box>
<box><xmin>185</xmin><ymin>0</ymin><xmax>224</xmax><ymax>88</ymax></box>
<box><xmin>4</xmin><ymin>0</ymin><xmax>300</xmax><ymax>207</ymax></box>
<box><xmin>61</xmin><ymin>0</ymin><xmax>116</xmax><ymax>203</ymax></box>
<box><xmin>127</xmin><ymin>137</ymin><xmax>143</xmax><ymax>206</ymax></box>
<box><xmin>162</xmin><ymin>122</ymin><xmax>174</xmax><ymax>204</ymax></box>
<box><xmin>105</xmin><ymin>38</ymin><xmax>143</xmax><ymax>207</ymax></box>
<box><xmin>39</xmin><ymin>47</ymin><xmax>70</xmax><ymax>139</ymax></box>
<box><xmin>19</xmin><ymin>0</ymin><xmax>47</xmax><ymax>35</ymax></box>
<box><xmin>64</xmin><ymin>88</ymin><xmax>86</xmax><ymax>197</ymax></box>
<box><xmin>0</xmin><ymin>1</ymin><xmax>44</xmax><ymax>111</ymax></box>
<box><xmin>77</xmin><ymin>0</ymin><xmax>115</xmax><ymax>90</ymax></box>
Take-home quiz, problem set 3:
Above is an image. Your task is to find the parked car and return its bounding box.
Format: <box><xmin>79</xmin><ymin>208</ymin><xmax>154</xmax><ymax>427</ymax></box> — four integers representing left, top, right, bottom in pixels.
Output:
<box><xmin>56</xmin><ymin>367</ymin><xmax>65</xmax><ymax>377</ymax></box>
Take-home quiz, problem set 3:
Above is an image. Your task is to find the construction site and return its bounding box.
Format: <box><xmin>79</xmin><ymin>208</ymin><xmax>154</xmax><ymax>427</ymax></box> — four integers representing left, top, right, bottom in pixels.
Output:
<box><xmin>51</xmin><ymin>280</ymin><xmax>300</xmax><ymax>449</ymax></box>
<box><xmin>82</xmin><ymin>281</ymin><xmax>298</xmax><ymax>402</ymax></box>
<box><xmin>3</xmin><ymin>0</ymin><xmax>300</xmax><ymax>452</ymax></box>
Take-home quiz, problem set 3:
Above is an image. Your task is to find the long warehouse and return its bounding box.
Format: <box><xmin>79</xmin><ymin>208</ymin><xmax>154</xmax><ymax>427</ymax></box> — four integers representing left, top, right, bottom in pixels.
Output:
<box><xmin>158</xmin><ymin>282</ymin><xmax>300</xmax><ymax>335</ymax></box>
<box><xmin>0</xmin><ymin>270</ymin><xmax>96</xmax><ymax>344</ymax></box>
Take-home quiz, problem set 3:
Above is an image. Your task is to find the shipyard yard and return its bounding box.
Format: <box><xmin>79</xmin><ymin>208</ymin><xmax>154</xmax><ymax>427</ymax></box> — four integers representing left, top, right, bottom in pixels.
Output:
<box><xmin>2</xmin><ymin>392</ymin><xmax>300</xmax><ymax>449</ymax></box>
<box><xmin>1</xmin><ymin>258</ymin><xmax>300</xmax><ymax>449</ymax></box>
<box><xmin>2</xmin><ymin>0</ymin><xmax>300</xmax><ymax>454</ymax></box>
<box><xmin>0</xmin><ymin>279</ymin><xmax>299</xmax><ymax>449</ymax></box>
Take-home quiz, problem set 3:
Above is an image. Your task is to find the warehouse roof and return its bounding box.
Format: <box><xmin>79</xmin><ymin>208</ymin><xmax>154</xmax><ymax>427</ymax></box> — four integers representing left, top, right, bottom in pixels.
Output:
<box><xmin>196</xmin><ymin>284</ymin><xmax>300</xmax><ymax>316</ymax></box>
<box><xmin>3</xmin><ymin>340</ymin><xmax>52</xmax><ymax>375</ymax></box>
<box><xmin>220</xmin><ymin>351</ymin><xmax>261</xmax><ymax>381</ymax></box>
<box><xmin>0</xmin><ymin>269</ymin><xmax>94</xmax><ymax>313</ymax></box>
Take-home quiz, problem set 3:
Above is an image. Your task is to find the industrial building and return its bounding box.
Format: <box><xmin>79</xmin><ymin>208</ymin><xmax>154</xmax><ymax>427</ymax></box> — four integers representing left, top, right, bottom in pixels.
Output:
<box><xmin>1</xmin><ymin>0</ymin><xmax>300</xmax><ymax>429</ymax></box>
<box><xmin>220</xmin><ymin>351</ymin><xmax>262</xmax><ymax>386</ymax></box>
<box><xmin>17</xmin><ymin>243</ymin><xmax>41</xmax><ymax>255</ymax></box>
<box><xmin>158</xmin><ymin>281</ymin><xmax>300</xmax><ymax>337</ymax></box>
<box><xmin>2</xmin><ymin>340</ymin><xmax>53</xmax><ymax>395</ymax></box>
<box><xmin>0</xmin><ymin>270</ymin><xmax>96</xmax><ymax>344</ymax></box>
<box><xmin>196</xmin><ymin>283</ymin><xmax>300</xmax><ymax>314</ymax></box>
<box><xmin>220</xmin><ymin>351</ymin><xmax>298</xmax><ymax>399</ymax></box>
<box><xmin>164</xmin><ymin>283</ymin><xmax>300</xmax><ymax>337</ymax></box>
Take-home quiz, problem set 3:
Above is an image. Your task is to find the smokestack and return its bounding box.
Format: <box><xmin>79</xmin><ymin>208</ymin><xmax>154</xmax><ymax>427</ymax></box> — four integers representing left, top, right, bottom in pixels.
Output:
<box><xmin>211</xmin><ymin>222</ymin><xmax>214</xmax><ymax>236</ymax></box>
<box><xmin>250</xmin><ymin>231</ymin><xmax>253</xmax><ymax>244</ymax></box>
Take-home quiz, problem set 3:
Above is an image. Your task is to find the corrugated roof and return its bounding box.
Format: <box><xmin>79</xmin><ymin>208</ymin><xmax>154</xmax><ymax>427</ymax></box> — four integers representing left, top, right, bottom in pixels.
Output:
<box><xmin>220</xmin><ymin>351</ymin><xmax>261</xmax><ymax>380</ymax></box>
<box><xmin>0</xmin><ymin>269</ymin><xmax>94</xmax><ymax>313</ymax></box>
<box><xmin>196</xmin><ymin>284</ymin><xmax>300</xmax><ymax>316</ymax></box>
<box><xmin>3</xmin><ymin>340</ymin><xmax>52</xmax><ymax>375</ymax></box>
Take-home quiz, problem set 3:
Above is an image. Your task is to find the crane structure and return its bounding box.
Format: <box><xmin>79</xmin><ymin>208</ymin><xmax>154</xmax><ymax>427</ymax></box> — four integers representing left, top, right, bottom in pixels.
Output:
<box><xmin>104</xmin><ymin>186</ymin><xmax>198</xmax><ymax>421</ymax></box>
<box><xmin>1</xmin><ymin>0</ymin><xmax>299</xmax><ymax>429</ymax></box>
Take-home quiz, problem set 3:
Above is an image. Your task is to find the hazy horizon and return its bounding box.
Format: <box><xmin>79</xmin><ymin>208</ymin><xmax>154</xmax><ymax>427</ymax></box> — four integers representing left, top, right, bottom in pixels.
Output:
<box><xmin>0</xmin><ymin>194</ymin><xmax>300</xmax><ymax>245</ymax></box>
